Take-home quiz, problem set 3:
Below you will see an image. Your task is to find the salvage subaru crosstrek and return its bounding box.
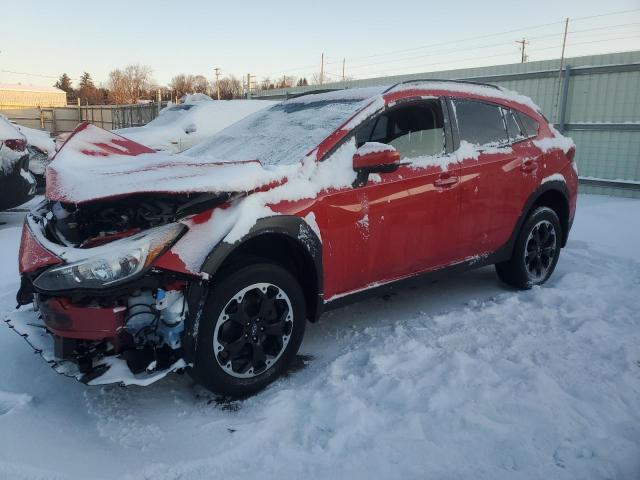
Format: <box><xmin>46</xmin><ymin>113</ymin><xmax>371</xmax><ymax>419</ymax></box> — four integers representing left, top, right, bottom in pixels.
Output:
<box><xmin>10</xmin><ymin>81</ymin><xmax>577</xmax><ymax>397</ymax></box>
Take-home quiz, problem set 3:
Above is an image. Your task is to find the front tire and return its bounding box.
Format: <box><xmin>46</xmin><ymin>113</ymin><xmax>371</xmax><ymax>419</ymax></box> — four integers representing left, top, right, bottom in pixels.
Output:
<box><xmin>191</xmin><ymin>262</ymin><xmax>306</xmax><ymax>397</ymax></box>
<box><xmin>495</xmin><ymin>206</ymin><xmax>562</xmax><ymax>289</ymax></box>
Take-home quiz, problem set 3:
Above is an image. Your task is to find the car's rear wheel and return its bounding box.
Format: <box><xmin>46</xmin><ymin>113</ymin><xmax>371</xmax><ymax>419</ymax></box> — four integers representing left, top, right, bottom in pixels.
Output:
<box><xmin>495</xmin><ymin>206</ymin><xmax>562</xmax><ymax>289</ymax></box>
<box><xmin>191</xmin><ymin>262</ymin><xmax>306</xmax><ymax>397</ymax></box>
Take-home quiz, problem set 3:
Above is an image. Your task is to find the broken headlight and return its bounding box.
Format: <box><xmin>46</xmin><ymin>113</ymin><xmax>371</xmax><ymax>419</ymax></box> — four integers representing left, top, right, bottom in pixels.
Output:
<box><xmin>33</xmin><ymin>223</ymin><xmax>185</xmax><ymax>291</ymax></box>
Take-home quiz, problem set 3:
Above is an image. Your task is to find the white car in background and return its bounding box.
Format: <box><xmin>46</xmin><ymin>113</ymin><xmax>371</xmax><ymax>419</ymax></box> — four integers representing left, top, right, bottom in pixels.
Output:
<box><xmin>114</xmin><ymin>95</ymin><xmax>278</xmax><ymax>153</ymax></box>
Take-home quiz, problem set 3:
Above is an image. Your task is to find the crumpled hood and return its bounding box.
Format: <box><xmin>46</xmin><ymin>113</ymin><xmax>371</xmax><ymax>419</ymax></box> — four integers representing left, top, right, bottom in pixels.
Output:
<box><xmin>46</xmin><ymin>123</ymin><xmax>293</xmax><ymax>204</ymax></box>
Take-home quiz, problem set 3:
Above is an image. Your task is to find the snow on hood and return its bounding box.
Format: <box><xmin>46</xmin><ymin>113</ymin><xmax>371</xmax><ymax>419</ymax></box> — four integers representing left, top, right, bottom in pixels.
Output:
<box><xmin>45</xmin><ymin>123</ymin><xmax>298</xmax><ymax>204</ymax></box>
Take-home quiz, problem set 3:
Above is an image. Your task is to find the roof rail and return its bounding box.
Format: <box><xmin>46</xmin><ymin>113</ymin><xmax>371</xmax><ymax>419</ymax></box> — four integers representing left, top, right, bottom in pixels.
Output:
<box><xmin>286</xmin><ymin>88</ymin><xmax>344</xmax><ymax>99</ymax></box>
<box><xmin>385</xmin><ymin>78</ymin><xmax>500</xmax><ymax>93</ymax></box>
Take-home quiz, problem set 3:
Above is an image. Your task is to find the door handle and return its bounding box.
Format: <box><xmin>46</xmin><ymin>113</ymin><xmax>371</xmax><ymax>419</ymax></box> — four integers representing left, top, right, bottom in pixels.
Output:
<box><xmin>521</xmin><ymin>159</ymin><xmax>538</xmax><ymax>173</ymax></box>
<box><xmin>434</xmin><ymin>175</ymin><xmax>459</xmax><ymax>188</ymax></box>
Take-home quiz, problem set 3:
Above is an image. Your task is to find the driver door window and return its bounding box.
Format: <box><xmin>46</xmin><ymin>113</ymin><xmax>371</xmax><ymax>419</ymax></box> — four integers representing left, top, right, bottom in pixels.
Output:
<box><xmin>356</xmin><ymin>101</ymin><xmax>445</xmax><ymax>159</ymax></box>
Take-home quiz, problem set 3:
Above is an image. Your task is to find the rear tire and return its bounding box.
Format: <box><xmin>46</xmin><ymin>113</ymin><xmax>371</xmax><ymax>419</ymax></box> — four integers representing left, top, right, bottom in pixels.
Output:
<box><xmin>191</xmin><ymin>262</ymin><xmax>306</xmax><ymax>398</ymax></box>
<box><xmin>495</xmin><ymin>206</ymin><xmax>562</xmax><ymax>289</ymax></box>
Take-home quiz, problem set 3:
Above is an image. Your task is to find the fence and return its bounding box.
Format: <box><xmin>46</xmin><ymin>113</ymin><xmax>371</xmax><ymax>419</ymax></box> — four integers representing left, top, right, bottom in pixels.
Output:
<box><xmin>0</xmin><ymin>102</ymin><xmax>167</xmax><ymax>134</ymax></box>
<box><xmin>252</xmin><ymin>50</ymin><xmax>640</xmax><ymax>198</ymax></box>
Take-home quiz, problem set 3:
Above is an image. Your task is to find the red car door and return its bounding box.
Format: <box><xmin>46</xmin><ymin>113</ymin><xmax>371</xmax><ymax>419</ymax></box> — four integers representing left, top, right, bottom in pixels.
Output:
<box><xmin>451</xmin><ymin>98</ymin><xmax>524</xmax><ymax>258</ymax></box>
<box><xmin>319</xmin><ymin>98</ymin><xmax>461</xmax><ymax>299</ymax></box>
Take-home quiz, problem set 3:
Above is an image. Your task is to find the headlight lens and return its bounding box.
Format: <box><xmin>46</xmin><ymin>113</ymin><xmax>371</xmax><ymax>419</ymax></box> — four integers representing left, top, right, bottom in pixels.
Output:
<box><xmin>33</xmin><ymin>223</ymin><xmax>185</xmax><ymax>291</ymax></box>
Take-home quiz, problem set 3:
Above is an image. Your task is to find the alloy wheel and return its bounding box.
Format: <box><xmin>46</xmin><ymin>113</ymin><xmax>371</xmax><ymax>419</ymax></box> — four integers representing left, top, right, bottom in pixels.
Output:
<box><xmin>524</xmin><ymin>220</ymin><xmax>557</xmax><ymax>282</ymax></box>
<box><xmin>213</xmin><ymin>282</ymin><xmax>293</xmax><ymax>379</ymax></box>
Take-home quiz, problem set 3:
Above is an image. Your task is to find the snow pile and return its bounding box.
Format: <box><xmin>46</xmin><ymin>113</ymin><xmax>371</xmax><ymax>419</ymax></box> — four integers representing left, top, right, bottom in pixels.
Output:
<box><xmin>115</xmin><ymin>100</ymin><xmax>277</xmax><ymax>153</ymax></box>
<box><xmin>179</xmin><ymin>93</ymin><xmax>213</xmax><ymax>103</ymax></box>
<box><xmin>0</xmin><ymin>195</ymin><xmax>639</xmax><ymax>479</ymax></box>
<box><xmin>534</xmin><ymin>125</ymin><xmax>576</xmax><ymax>154</ymax></box>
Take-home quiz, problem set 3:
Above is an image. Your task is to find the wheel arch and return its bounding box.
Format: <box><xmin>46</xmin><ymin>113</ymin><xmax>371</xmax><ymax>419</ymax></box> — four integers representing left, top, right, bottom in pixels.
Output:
<box><xmin>182</xmin><ymin>215</ymin><xmax>323</xmax><ymax>363</ymax></box>
<box><xmin>503</xmin><ymin>181</ymin><xmax>571</xmax><ymax>259</ymax></box>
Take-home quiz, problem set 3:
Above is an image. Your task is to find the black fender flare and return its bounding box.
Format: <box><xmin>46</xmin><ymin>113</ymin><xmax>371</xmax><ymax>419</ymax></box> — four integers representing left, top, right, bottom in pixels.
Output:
<box><xmin>498</xmin><ymin>180</ymin><xmax>571</xmax><ymax>261</ymax></box>
<box><xmin>182</xmin><ymin>215</ymin><xmax>323</xmax><ymax>363</ymax></box>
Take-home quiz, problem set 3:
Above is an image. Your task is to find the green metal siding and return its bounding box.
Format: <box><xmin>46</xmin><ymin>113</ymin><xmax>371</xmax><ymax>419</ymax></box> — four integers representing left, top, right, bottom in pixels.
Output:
<box><xmin>253</xmin><ymin>51</ymin><xmax>640</xmax><ymax>198</ymax></box>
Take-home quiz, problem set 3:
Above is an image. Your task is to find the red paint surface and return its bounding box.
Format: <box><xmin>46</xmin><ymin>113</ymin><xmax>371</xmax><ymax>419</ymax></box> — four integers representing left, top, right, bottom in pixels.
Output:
<box><xmin>40</xmin><ymin>297</ymin><xmax>124</xmax><ymax>341</ymax></box>
<box><xmin>18</xmin><ymin>222</ymin><xmax>63</xmax><ymax>274</ymax></box>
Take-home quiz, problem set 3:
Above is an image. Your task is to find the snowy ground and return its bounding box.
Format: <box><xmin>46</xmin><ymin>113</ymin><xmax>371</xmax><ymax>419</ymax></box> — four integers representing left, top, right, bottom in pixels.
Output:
<box><xmin>0</xmin><ymin>194</ymin><xmax>638</xmax><ymax>480</ymax></box>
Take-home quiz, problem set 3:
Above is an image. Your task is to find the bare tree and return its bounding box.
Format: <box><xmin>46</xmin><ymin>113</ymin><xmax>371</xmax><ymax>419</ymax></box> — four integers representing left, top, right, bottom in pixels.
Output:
<box><xmin>260</xmin><ymin>77</ymin><xmax>275</xmax><ymax>90</ymax></box>
<box><xmin>169</xmin><ymin>74</ymin><xmax>195</xmax><ymax>98</ymax></box>
<box><xmin>275</xmin><ymin>75</ymin><xmax>296</xmax><ymax>89</ymax></box>
<box><xmin>215</xmin><ymin>75</ymin><xmax>243</xmax><ymax>99</ymax></box>
<box><xmin>311</xmin><ymin>72</ymin><xmax>330</xmax><ymax>86</ymax></box>
<box><xmin>107</xmin><ymin>64</ymin><xmax>153</xmax><ymax>104</ymax></box>
<box><xmin>193</xmin><ymin>75</ymin><xmax>210</xmax><ymax>94</ymax></box>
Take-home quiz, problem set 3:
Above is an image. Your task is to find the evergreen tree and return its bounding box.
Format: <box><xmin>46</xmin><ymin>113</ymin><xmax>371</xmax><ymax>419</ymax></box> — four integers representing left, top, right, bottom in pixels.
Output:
<box><xmin>54</xmin><ymin>73</ymin><xmax>74</xmax><ymax>93</ymax></box>
<box><xmin>78</xmin><ymin>72</ymin><xmax>95</xmax><ymax>90</ymax></box>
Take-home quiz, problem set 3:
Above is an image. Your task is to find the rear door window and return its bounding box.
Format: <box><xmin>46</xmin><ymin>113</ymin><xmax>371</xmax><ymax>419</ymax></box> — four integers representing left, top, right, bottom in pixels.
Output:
<box><xmin>503</xmin><ymin>108</ymin><xmax>526</xmax><ymax>142</ymax></box>
<box><xmin>452</xmin><ymin>99</ymin><xmax>509</xmax><ymax>147</ymax></box>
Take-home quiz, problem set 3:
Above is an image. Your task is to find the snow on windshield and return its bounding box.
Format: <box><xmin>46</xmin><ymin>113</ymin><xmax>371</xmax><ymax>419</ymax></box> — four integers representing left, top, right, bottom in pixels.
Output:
<box><xmin>186</xmin><ymin>97</ymin><xmax>371</xmax><ymax>166</ymax></box>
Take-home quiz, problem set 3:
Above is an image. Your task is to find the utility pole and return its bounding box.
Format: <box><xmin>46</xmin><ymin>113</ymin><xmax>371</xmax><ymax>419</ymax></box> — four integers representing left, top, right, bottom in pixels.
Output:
<box><xmin>246</xmin><ymin>73</ymin><xmax>256</xmax><ymax>98</ymax></box>
<box><xmin>214</xmin><ymin>67</ymin><xmax>221</xmax><ymax>100</ymax></box>
<box><xmin>342</xmin><ymin>58</ymin><xmax>345</xmax><ymax>81</ymax></box>
<box><xmin>558</xmin><ymin>18</ymin><xmax>569</xmax><ymax>78</ymax></box>
<box><xmin>319</xmin><ymin>53</ymin><xmax>324</xmax><ymax>85</ymax></box>
<box><xmin>554</xmin><ymin>17</ymin><xmax>571</xmax><ymax>122</ymax></box>
<box><xmin>516</xmin><ymin>38</ymin><xmax>529</xmax><ymax>63</ymax></box>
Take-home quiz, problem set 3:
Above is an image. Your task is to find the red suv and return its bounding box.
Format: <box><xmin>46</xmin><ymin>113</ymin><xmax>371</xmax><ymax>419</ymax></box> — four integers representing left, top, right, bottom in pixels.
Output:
<box><xmin>12</xmin><ymin>80</ymin><xmax>577</xmax><ymax>396</ymax></box>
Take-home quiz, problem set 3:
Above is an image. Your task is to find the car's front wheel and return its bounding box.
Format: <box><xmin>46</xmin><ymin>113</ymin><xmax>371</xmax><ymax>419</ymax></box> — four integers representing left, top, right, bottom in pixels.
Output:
<box><xmin>495</xmin><ymin>206</ymin><xmax>562</xmax><ymax>289</ymax></box>
<box><xmin>191</xmin><ymin>262</ymin><xmax>306</xmax><ymax>397</ymax></box>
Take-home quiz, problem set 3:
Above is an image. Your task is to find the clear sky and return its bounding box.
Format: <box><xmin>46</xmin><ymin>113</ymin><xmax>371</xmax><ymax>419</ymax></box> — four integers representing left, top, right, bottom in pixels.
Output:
<box><xmin>2</xmin><ymin>0</ymin><xmax>639</xmax><ymax>89</ymax></box>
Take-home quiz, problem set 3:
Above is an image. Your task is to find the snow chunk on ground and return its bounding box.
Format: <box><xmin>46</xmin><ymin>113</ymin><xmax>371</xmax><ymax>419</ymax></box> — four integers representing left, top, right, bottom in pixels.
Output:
<box><xmin>0</xmin><ymin>391</ymin><xmax>31</xmax><ymax>416</ymax></box>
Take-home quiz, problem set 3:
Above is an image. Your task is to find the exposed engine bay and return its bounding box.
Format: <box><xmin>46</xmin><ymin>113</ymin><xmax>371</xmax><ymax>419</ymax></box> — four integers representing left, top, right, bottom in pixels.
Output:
<box><xmin>13</xmin><ymin>192</ymin><xmax>229</xmax><ymax>384</ymax></box>
<box><xmin>41</xmin><ymin>192</ymin><xmax>228</xmax><ymax>248</ymax></box>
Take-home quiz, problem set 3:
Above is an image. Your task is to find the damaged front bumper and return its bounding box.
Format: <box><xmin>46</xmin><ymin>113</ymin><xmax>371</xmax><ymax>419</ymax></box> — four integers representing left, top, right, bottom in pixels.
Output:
<box><xmin>9</xmin><ymin>202</ymin><xmax>204</xmax><ymax>386</ymax></box>
<box><xmin>5</xmin><ymin>307</ymin><xmax>187</xmax><ymax>385</ymax></box>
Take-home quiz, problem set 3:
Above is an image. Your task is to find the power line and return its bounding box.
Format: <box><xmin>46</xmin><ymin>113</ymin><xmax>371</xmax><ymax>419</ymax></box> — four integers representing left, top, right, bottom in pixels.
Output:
<box><xmin>261</xmin><ymin>9</ymin><xmax>640</xmax><ymax>79</ymax></box>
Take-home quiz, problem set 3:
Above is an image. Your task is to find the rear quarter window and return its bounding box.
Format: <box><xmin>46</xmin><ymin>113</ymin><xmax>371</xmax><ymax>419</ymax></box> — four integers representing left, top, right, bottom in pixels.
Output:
<box><xmin>452</xmin><ymin>99</ymin><xmax>508</xmax><ymax>146</ymax></box>
<box><xmin>517</xmin><ymin>113</ymin><xmax>540</xmax><ymax>138</ymax></box>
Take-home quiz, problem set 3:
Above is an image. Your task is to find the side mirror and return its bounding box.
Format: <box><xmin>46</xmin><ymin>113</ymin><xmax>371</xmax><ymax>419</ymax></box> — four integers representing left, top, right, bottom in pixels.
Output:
<box><xmin>184</xmin><ymin>123</ymin><xmax>197</xmax><ymax>134</ymax></box>
<box><xmin>353</xmin><ymin>142</ymin><xmax>400</xmax><ymax>179</ymax></box>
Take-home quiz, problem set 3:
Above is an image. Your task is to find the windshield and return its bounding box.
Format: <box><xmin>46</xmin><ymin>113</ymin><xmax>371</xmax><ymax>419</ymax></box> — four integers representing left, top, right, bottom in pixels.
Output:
<box><xmin>186</xmin><ymin>98</ymin><xmax>369</xmax><ymax>166</ymax></box>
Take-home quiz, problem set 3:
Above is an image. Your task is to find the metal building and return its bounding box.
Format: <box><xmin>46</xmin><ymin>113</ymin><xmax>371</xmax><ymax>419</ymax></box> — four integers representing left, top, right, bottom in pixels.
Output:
<box><xmin>253</xmin><ymin>51</ymin><xmax>640</xmax><ymax>198</ymax></box>
<box><xmin>0</xmin><ymin>83</ymin><xmax>67</xmax><ymax>109</ymax></box>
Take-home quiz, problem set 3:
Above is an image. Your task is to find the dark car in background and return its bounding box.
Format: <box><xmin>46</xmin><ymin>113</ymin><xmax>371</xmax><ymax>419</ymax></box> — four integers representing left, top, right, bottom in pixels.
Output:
<box><xmin>0</xmin><ymin>115</ymin><xmax>36</xmax><ymax>210</ymax></box>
